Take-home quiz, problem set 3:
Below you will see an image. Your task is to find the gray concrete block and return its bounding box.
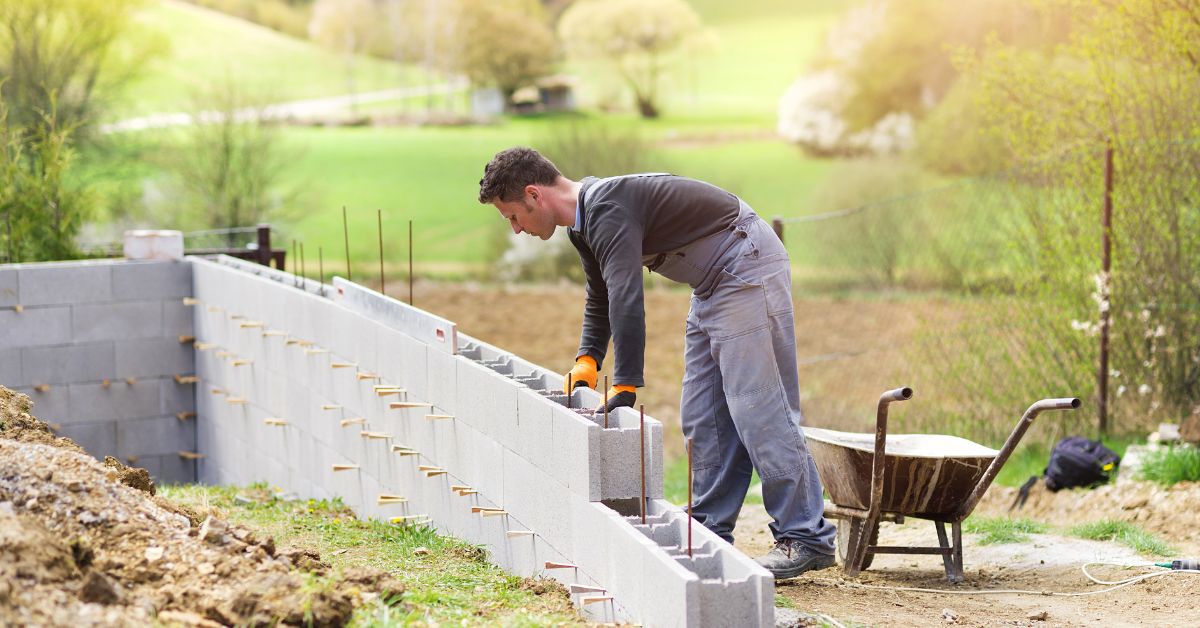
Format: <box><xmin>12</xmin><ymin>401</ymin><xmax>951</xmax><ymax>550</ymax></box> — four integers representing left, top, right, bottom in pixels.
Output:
<box><xmin>55</xmin><ymin>421</ymin><xmax>117</xmax><ymax>460</ymax></box>
<box><xmin>162</xmin><ymin>299</ymin><xmax>194</xmax><ymax>337</ymax></box>
<box><xmin>0</xmin><ymin>349</ymin><xmax>20</xmax><ymax>387</ymax></box>
<box><xmin>20</xmin><ymin>385</ymin><xmax>70</xmax><ymax>425</ymax></box>
<box><xmin>117</xmin><ymin>415</ymin><xmax>196</xmax><ymax>458</ymax></box>
<box><xmin>0</xmin><ymin>307</ymin><xmax>71</xmax><ymax>349</ymax></box>
<box><xmin>159</xmin><ymin>377</ymin><xmax>196</xmax><ymax>416</ymax></box>
<box><xmin>111</xmin><ymin>261</ymin><xmax>192</xmax><ymax>300</ymax></box>
<box><xmin>551</xmin><ymin>406</ymin><xmax>601</xmax><ymax>500</ymax></box>
<box><xmin>425</xmin><ymin>350</ymin><xmax>458</xmax><ymax>416</ymax></box>
<box><xmin>151</xmin><ymin>453</ymin><xmax>197</xmax><ymax>486</ymax></box>
<box><xmin>18</xmin><ymin>262</ymin><xmax>112</xmax><ymax>306</ymax></box>
<box><xmin>515</xmin><ymin>392</ymin><xmax>557</xmax><ymax>474</ymax></box>
<box><xmin>72</xmin><ymin>301</ymin><xmax>163</xmax><ymax>343</ymax></box>
<box><xmin>0</xmin><ymin>267</ymin><xmax>16</xmax><ymax>307</ymax></box>
<box><xmin>68</xmin><ymin>381</ymin><xmax>161</xmax><ymax>423</ymax></box>
<box><xmin>376</xmin><ymin>325</ymin><xmax>428</xmax><ymax>402</ymax></box>
<box><xmin>20</xmin><ymin>342</ymin><xmax>115</xmax><ymax>386</ymax></box>
<box><xmin>115</xmin><ymin>337</ymin><xmax>193</xmax><ymax>379</ymax></box>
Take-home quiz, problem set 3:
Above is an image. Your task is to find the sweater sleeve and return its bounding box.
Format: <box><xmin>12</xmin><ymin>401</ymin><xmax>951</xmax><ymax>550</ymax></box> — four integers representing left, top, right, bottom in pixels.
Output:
<box><xmin>569</xmin><ymin>229</ymin><xmax>611</xmax><ymax>367</ymax></box>
<box><xmin>586</xmin><ymin>203</ymin><xmax>646</xmax><ymax>387</ymax></box>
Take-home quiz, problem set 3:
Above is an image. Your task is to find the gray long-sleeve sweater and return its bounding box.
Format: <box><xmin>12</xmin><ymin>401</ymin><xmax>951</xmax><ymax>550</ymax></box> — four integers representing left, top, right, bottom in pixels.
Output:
<box><xmin>568</xmin><ymin>174</ymin><xmax>740</xmax><ymax>386</ymax></box>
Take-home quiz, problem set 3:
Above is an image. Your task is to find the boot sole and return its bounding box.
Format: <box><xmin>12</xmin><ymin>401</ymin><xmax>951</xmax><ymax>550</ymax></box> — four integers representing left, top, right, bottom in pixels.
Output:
<box><xmin>766</xmin><ymin>554</ymin><xmax>836</xmax><ymax>580</ymax></box>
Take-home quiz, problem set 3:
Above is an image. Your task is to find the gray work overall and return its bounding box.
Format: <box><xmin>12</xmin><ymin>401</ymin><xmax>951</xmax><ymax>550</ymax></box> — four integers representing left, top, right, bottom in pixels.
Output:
<box><xmin>645</xmin><ymin>201</ymin><xmax>836</xmax><ymax>552</ymax></box>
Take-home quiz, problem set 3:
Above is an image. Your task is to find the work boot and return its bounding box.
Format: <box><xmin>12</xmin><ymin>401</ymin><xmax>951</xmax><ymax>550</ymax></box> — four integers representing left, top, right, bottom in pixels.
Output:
<box><xmin>755</xmin><ymin>539</ymin><xmax>835</xmax><ymax>580</ymax></box>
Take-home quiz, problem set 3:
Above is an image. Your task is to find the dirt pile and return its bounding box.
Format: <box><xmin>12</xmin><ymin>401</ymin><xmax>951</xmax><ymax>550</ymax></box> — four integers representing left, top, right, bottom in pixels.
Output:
<box><xmin>978</xmin><ymin>479</ymin><xmax>1200</xmax><ymax>546</ymax></box>
<box><xmin>0</xmin><ymin>386</ymin><xmax>403</xmax><ymax>627</ymax></box>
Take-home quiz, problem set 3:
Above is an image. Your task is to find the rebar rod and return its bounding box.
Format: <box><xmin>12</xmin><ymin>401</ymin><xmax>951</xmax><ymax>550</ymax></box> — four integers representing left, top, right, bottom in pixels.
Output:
<box><xmin>603</xmin><ymin>376</ymin><xmax>609</xmax><ymax>428</ymax></box>
<box><xmin>377</xmin><ymin>209</ymin><xmax>385</xmax><ymax>296</ymax></box>
<box><xmin>687</xmin><ymin>438</ymin><xmax>693</xmax><ymax>557</ymax></box>
<box><xmin>640</xmin><ymin>404</ymin><xmax>646</xmax><ymax>524</ymax></box>
<box><xmin>408</xmin><ymin>219</ymin><xmax>414</xmax><ymax>306</ymax></box>
<box><xmin>318</xmin><ymin>247</ymin><xmax>324</xmax><ymax>291</ymax></box>
<box><xmin>342</xmin><ymin>206</ymin><xmax>352</xmax><ymax>282</ymax></box>
<box><xmin>300</xmin><ymin>243</ymin><xmax>306</xmax><ymax>291</ymax></box>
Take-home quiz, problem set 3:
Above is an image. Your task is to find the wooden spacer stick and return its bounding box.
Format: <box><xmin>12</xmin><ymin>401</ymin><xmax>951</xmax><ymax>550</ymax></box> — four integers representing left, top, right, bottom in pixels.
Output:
<box><xmin>182</xmin><ymin>297</ymin><xmax>199</xmax><ymax>306</ymax></box>
<box><xmin>206</xmin><ymin>305</ymin><xmax>222</xmax><ymax>313</ymax></box>
<box><xmin>373</xmin><ymin>385</ymin><xmax>404</xmax><ymax>392</ymax></box>
<box><xmin>33</xmin><ymin>384</ymin><xmax>49</xmax><ymax>393</ymax></box>
<box><xmin>481</xmin><ymin>510</ymin><xmax>508</xmax><ymax>517</ymax></box>
<box><xmin>215</xmin><ymin>351</ymin><xmax>234</xmax><ymax>359</ymax></box>
<box><xmin>304</xmin><ymin>348</ymin><xmax>328</xmax><ymax>355</ymax></box>
<box><xmin>470</xmin><ymin>506</ymin><xmax>501</xmax><ymax>513</ymax></box>
<box><xmin>424</xmin><ymin>471</ymin><xmax>447</xmax><ymax>477</ymax></box>
<box><xmin>285</xmin><ymin>338</ymin><xmax>301</xmax><ymax>346</ymax></box>
<box><xmin>356</xmin><ymin>372</ymin><xmax>380</xmax><ymax>381</ymax></box>
<box><xmin>193</xmin><ymin>342</ymin><xmax>215</xmax><ymax>351</ymax></box>
<box><xmin>264</xmin><ymin>418</ymin><xmax>288</xmax><ymax>426</ymax></box>
<box><xmin>178</xmin><ymin>451</ymin><xmax>205</xmax><ymax>460</ymax></box>
<box><xmin>176</xmin><ymin>411</ymin><xmax>196</xmax><ymax>421</ymax></box>
<box><xmin>210</xmin><ymin>387</ymin><xmax>224</xmax><ymax>395</ymax></box>
<box><xmin>239</xmin><ymin>321</ymin><xmax>264</xmax><ymax>328</ymax></box>
<box><xmin>394</xmin><ymin>450</ymin><xmax>419</xmax><ymax>456</ymax></box>
<box><xmin>544</xmin><ymin>562</ymin><xmax>577</xmax><ymax>570</ymax></box>
<box><xmin>262</xmin><ymin>330</ymin><xmax>287</xmax><ymax>337</ymax></box>
<box><xmin>417</xmin><ymin>465</ymin><xmax>442</xmax><ymax>472</ymax></box>
<box><xmin>424</xmin><ymin>414</ymin><xmax>453</xmax><ymax>421</ymax></box>
<box><xmin>450</xmin><ymin>484</ymin><xmax>470</xmax><ymax>492</ymax></box>
<box><xmin>320</xmin><ymin>404</ymin><xmax>342</xmax><ymax>411</ymax></box>
<box><xmin>506</xmin><ymin>531</ymin><xmax>536</xmax><ymax>538</ymax></box>
<box><xmin>361</xmin><ymin>431</ymin><xmax>391</xmax><ymax>439</ymax></box>
<box><xmin>389</xmin><ymin>402</ymin><xmax>433</xmax><ymax>409</ymax></box>
<box><xmin>231</xmin><ymin>359</ymin><xmax>252</xmax><ymax>367</ymax></box>
<box><xmin>226</xmin><ymin>397</ymin><xmax>248</xmax><ymax>405</ymax></box>
<box><xmin>390</xmin><ymin>444</ymin><xmax>415</xmax><ymax>452</ymax></box>
<box><xmin>124</xmin><ymin>377</ymin><xmax>137</xmax><ymax>386</ymax></box>
<box><xmin>375</xmin><ymin>389</ymin><xmax>405</xmax><ymax>397</ymax></box>
<box><xmin>331</xmin><ymin>464</ymin><xmax>359</xmax><ymax>472</ymax></box>
<box><xmin>296</xmin><ymin>340</ymin><xmax>315</xmax><ymax>347</ymax></box>
<box><xmin>580</xmin><ymin>596</ymin><xmax>613</xmax><ymax>606</ymax></box>
<box><xmin>178</xmin><ymin>335</ymin><xmax>196</xmax><ymax>344</ymax></box>
<box><xmin>389</xmin><ymin>515</ymin><xmax>427</xmax><ymax>523</ymax></box>
<box><xmin>173</xmin><ymin>374</ymin><xmax>199</xmax><ymax>384</ymax></box>
<box><xmin>11</xmin><ymin>304</ymin><xmax>22</xmax><ymax>313</ymax></box>
<box><xmin>457</xmin><ymin>490</ymin><xmax>478</xmax><ymax>495</ymax></box>
<box><xmin>568</xmin><ymin>584</ymin><xmax>606</xmax><ymax>594</ymax></box>
<box><xmin>340</xmin><ymin>417</ymin><xmax>366</xmax><ymax>427</ymax></box>
<box><xmin>377</xmin><ymin>495</ymin><xmax>407</xmax><ymax>504</ymax></box>
<box><xmin>229</xmin><ymin>314</ymin><xmax>246</xmax><ymax>320</ymax></box>
<box><xmin>101</xmin><ymin>379</ymin><xmax>111</xmax><ymax>388</ymax></box>
<box><xmin>330</xmin><ymin>362</ymin><xmax>357</xmax><ymax>369</ymax></box>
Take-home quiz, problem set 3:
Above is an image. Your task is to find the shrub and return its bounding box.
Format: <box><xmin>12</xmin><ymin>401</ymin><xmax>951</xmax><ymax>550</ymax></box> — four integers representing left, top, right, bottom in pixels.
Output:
<box><xmin>1138</xmin><ymin>446</ymin><xmax>1200</xmax><ymax>486</ymax></box>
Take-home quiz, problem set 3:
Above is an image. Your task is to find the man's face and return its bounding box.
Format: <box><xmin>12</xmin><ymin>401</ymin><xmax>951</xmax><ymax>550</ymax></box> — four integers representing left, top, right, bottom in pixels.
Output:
<box><xmin>493</xmin><ymin>189</ymin><xmax>555</xmax><ymax>240</ymax></box>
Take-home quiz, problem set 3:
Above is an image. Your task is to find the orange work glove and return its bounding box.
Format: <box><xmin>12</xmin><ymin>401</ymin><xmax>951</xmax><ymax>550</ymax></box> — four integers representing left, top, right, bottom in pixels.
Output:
<box><xmin>598</xmin><ymin>385</ymin><xmax>637</xmax><ymax>414</ymax></box>
<box><xmin>563</xmin><ymin>355</ymin><xmax>598</xmax><ymax>394</ymax></box>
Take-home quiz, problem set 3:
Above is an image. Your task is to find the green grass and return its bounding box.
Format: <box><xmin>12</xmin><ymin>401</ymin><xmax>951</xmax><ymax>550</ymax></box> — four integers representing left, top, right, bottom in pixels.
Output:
<box><xmin>114</xmin><ymin>0</ymin><xmax>424</xmax><ymax>119</ymax></box>
<box><xmin>962</xmin><ymin>516</ymin><xmax>1049</xmax><ymax>545</ymax></box>
<box><xmin>1067</xmin><ymin>520</ymin><xmax>1176</xmax><ymax>557</ymax></box>
<box><xmin>1138</xmin><ymin>445</ymin><xmax>1200</xmax><ymax>486</ymax></box>
<box><xmin>160</xmin><ymin>483</ymin><xmax>580</xmax><ymax>626</ymax></box>
<box><xmin>663</xmin><ymin>456</ymin><xmax>762</xmax><ymax>506</ymax></box>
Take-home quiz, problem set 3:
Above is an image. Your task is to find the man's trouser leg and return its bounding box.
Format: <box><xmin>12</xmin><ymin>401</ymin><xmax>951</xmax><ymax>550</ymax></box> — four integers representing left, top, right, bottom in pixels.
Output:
<box><xmin>683</xmin><ymin>220</ymin><xmax>836</xmax><ymax>554</ymax></box>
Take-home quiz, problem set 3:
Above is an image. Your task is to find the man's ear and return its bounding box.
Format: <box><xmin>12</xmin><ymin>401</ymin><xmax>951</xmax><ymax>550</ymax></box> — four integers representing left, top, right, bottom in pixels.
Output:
<box><xmin>524</xmin><ymin>184</ymin><xmax>539</xmax><ymax>202</ymax></box>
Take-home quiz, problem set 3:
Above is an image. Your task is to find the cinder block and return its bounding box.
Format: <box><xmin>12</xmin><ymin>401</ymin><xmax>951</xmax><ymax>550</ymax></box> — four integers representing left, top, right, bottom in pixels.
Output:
<box><xmin>68</xmin><ymin>381</ymin><xmax>161</xmax><ymax>423</ymax></box>
<box><xmin>111</xmin><ymin>261</ymin><xmax>192</xmax><ymax>300</ymax></box>
<box><xmin>515</xmin><ymin>391</ymin><xmax>557</xmax><ymax>473</ymax></box>
<box><xmin>152</xmin><ymin>453</ymin><xmax>198</xmax><ymax>485</ymax></box>
<box><xmin>425</xmin><ymin>349</ymin><xmax>458</xmax><ymax>416</ymax></box>
<box><xmin>376</xmin><ymin>326</ymin><xmax>428</xmax><ymax>401</ymax></box>
<box><xmin>502</xmin><ymin>448</ymin><xmax>574</xmax><ymax>559</ymax></box>
<box><xmin>56</xmin><ymin>421</ymin><xmax>117</xmax><ymax>459</ymax></box>
<box><xmin>0</xmin><ymin>349</ymin><xmax>20</xmax><ymax>386</ymax></box>
<box><xmin>115</xmin><ymin>337</ymin><xmax>194</xmax><ymax>379</ymax></box>
<box><xmin>72</xmin><ymin>301</ymin><xmax>163</xmax><ymax>343</ymax></box>
<box><xmin>20</xmin><ymin>342</ymin><xmax>115</xmax><ymax>386</ymax></box>
<box><xmin>162</xmin><ymin>299</ymin><xmax>194</xmax><ymax>337</ymax></box>
<box><xmin>550</xmin><ymin>405</ymin><xmax>601</xmax><ymax>500</ymax></box>
<box><xmin>0</xmin><ymin>307</ymin><xmax>71</xmax><ymax>349</ymax></box>
<box><xmin>18</xmin><ymin>262</ymin><xmax>112</xmax><ymax>306</ymax></box>
<box><xmin>117</xmin><ymin>415</ymin><xmax>196</xmax><ymax>458</ymax></box>
<box><xmin>0</xmin><ymin>267</ymin><xmax>17</xmax><ymax>307</ymax></box>
<box><xmin>21</xmin><ymin>385</ymin><xmax>70</xmax><ymax>425</ymax></box>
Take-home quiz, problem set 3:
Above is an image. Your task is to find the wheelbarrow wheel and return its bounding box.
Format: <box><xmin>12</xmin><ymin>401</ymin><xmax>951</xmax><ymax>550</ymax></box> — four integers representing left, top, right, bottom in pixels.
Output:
<box><xmin>836</xmin><ymin>519</ymin><xmax>878</xmax><ymax>570</ymax></box>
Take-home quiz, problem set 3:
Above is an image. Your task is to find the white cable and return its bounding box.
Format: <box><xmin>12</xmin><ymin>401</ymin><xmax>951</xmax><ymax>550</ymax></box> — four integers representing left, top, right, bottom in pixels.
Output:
<box><xmin>809</xmin><ymin>567</ymin><xmax>1200</xmax><ymax>597</ymax></box>
<box><xmin>816</xmin><ymin>613</ymin><xmax>847</xmax><ymax>628</ymax></box>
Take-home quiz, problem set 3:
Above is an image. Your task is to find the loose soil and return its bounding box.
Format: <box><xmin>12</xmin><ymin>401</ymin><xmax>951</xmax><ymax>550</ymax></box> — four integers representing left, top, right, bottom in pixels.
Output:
<box><xmin>0</xmin><ymin>386</ymin><xmax>403</xmax><ymax>627</ymax></box>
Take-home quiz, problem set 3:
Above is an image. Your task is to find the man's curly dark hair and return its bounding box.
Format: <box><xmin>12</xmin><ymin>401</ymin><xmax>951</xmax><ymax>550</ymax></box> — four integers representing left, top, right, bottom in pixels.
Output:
<box><xmin>478</xmin><ymin>147</ymin><xmax>562</xmax><ymax>204</ymax></box>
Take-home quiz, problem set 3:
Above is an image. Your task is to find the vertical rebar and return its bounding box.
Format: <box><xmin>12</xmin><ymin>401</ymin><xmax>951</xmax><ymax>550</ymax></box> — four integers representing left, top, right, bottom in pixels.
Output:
<box><xmin>1098</xmin><ymin>142</ymin><xmax>1114</xmax><ymax>436</ymax></box>
<box><xmin>300</xmin><ymin>243</ymin><xmax>306</xmax><ymax>291</ymax></box>
<box><xmin>377</xmin><ymin>209</ymin><xmax>386</xmax><ymax>296</ymax></box>
<box><xmin>292</xmin><ymin>240</ymin><xmax>298</xmax><ymax>286</ymax></box>
<box><xmin>318</xmin><ymin>247</ymin><xmax>325</xmax><ymax>290</ymax></box>
<box><xmin>342</xmin><ymin>206</ymin><xmax>352</xmax><ymax>282</ymax></box>
<box><xmin>408</xmin><ymin>219</ymin><xmax>414</xmax><ymax>306</ymax></box>
<box><xmin>687</xmin><ymin>437</ymin><xmax>693</xmax><ymax>557</ymax></box>
<box><xmin>256</xmin><ymin>224</ymin><xmax>271</xmax><ymax>267</ymax></box>
<box><xmin>566</xmin><ymin>374</ymin><xmax>572</xmax><ymax>409</ymax></box>
<box><xmin>772</xmin><ymin>216</ymin><xmax>784</xmax><ymax>244</ymax></box>
<box><xmin>603</xmin><ymin>375</ymin><xmax>609</xmax><ymax>428</ymax></box>
<box><xmin>5</xmin><ymin>212</ymin><xmax>12</xmax><ymax>263</ymax></box>
<box><xmin>640</xmin><ymin>404</ymin><xmax>646</xmax><ymax>524</ymax></box>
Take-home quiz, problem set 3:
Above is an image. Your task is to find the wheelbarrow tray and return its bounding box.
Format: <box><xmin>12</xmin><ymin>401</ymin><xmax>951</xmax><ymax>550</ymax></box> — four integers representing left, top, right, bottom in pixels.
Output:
<box><xmin>803</xmin><ymin>426</ymin><xmax>998</xmax><ymax>519</ymax></box>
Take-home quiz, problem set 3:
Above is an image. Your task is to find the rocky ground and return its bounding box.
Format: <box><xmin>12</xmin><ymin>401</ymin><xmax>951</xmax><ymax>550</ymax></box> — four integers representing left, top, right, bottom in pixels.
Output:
<box><xmin>0</xmin><ymin>386</ymin><xmax>403</xmax><ymax>627</ymax></box>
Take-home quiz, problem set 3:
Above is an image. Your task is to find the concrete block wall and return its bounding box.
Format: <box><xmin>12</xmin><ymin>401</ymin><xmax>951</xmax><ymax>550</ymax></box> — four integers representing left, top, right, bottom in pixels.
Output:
<box><xmin>0</xmin><ymin>259</ymin><xmax>197</xmax><ymax>483</ymax></box>
<box><xmin>191</xmin><ymin>255</ymin><xmax>772</xmax><ymax>626</ymax></box>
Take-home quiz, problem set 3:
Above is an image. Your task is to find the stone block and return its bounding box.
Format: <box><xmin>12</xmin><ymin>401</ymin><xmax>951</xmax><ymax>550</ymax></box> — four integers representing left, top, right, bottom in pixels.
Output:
<box><xmin>115</xmin><ymin>337</ymin><xmax>194</xmax><ymax>380</ymax></box>
<box><xmin>111</xmin><ymin>261</ymin><xmax>192</xmax><ymax>300</ymax></box>
<box><xmin>162</xmin><ymin>299</ymin><xmax>194</xmax><ymax>337</ymax></box>
<box><xmin>117</xmin><ymin>415</ymin><xmax>196</xmax><ymax>458</ymax></box>
<box><xmin>16</xmin><ymin>342</ymin><xmax>111</xmax><ymax>387</ymax></box>
<box><xmin>0</xmin><ymin>306</ymin><xmax>71</xmax><ymax>349</ymax></box>
<box><xmin>502</xmin><ymin>449</ymin><xmax>574</xmax><ymax>560</ymax></box>
<box><xmin>56</xmin><ymin>421</ymin><xmax>117</xmax><ymax>460</ymax></box>
<box><xmin>22</xmin><ymin>385</ymin><xmax>71</xmax><ymax>425</ymax></box>
<box><xmin>0</xmin><ymin>267</ymin><xmax>17</xmax><ymax>307</ymax></box>
<box><xmin>0</xmin><ymin>349</ymin><xmax>20</xmax><ymax>387</ymax></box>
<box><xmin>425</xmin><ymin>350</ymin><xmax>458</xmax><ymax>416</ymax></box>
<box><xmin>69</xmin><ymin>381</ymin><xmax>162</xmax><ymax>424</ymax></box>
<box><xmin>550</xmin><ymin>405</ymin><xmax>601</xmax><ymax>500</ymax></box>
<box><xmin>18</xmin><ymin>262</ymin><xmax>112</xmax><ymax>306</ymax></box>
<box><xmin>158</xmin><ymin>377</ymin><xmax>196</xmax><ymax>416</ymax></box>
<box><xmin>72</xmin><ymin>301</ymin><xmax>163</xmax><ymax>343</ymax></box>
<box><xmin>153</xmin><ymin>453</ymin><xmax>198</xmax><ymax>485</ymax></box>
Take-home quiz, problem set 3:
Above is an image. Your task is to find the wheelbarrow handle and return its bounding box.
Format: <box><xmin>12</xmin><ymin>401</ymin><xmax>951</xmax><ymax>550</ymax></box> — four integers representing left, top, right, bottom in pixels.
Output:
<box><xmin>869</xmin><ymin>387</ymin><xmax>914</xmax><ymax>518</ymax></box>
<box><xmin>953</xmin><ymin>396</ymin><xmax>1081</xmax><ymax>522</ymax></box>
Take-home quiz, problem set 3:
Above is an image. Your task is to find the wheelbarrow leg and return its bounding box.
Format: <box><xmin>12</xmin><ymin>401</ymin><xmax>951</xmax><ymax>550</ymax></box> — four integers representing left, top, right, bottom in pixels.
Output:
<box><xmin>935</xmin><ymin>521</ymin><xmax>965</xmax><ymax>583</ymax></box>
<box><xmin>951</xmin><ymin>522</ymin><xmax>965</xmax><ymax>583</ymax></box>
<box><xmin>935</xmin><ymin>522</ymin><xmax>955</xmax><ymax>580</ymax></box>
<box><xmin>846</xmin><ymin>516</ymin><xmax>879</xmax><ymax>577</ymax></box>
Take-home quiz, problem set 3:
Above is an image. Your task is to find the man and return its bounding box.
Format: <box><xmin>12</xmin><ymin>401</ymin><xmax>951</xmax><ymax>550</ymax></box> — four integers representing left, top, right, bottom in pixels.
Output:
<box><xmin>478</xmin><ymin>147</ymin><xmax>836</xmax><ymax>578</ymax></box>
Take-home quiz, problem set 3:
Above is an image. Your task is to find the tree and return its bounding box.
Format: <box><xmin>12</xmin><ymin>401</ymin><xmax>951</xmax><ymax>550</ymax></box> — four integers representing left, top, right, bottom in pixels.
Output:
<box><xmin>454</xmin><ymin>0</ymin><xmax>556</xmax><ymax>108</ymax></box>
<box><xmin>308</xmin><ymin>0</ymin><xmax>379</xmax><ymax>112</ymax></box>
<box><xmin>0</xmin><ymin>0</ymin><xmax>152</xmax><ymax>136</ymax></box>
<box><xmin>558</xmin><ymin>0</ymin><xmax>707</xmax><ymax>118</ymax></box>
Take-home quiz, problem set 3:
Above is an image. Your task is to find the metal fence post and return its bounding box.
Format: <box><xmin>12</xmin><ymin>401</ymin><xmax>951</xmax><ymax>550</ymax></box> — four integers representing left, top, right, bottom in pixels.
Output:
<box><xmin>1098</xmin><ymin>142</ymin><xmax>1114</xmax><ymax>436</ymax></box>
<box><xmin>772</xmin><ymin>217</ymin><xmax>784</xmax><ymax>244</ymax></box>
<box><xmin>256</xmin><ymin>224</ymin><xmax>271</xmax><ymax>268</ymax></box>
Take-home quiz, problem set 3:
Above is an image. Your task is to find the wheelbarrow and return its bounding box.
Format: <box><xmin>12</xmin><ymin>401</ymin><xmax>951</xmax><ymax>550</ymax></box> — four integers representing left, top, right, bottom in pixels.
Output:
<box><xmin>803</xmin><ymin>387</ymin><xmax>1080</xmax><ymax>583</ymax></box>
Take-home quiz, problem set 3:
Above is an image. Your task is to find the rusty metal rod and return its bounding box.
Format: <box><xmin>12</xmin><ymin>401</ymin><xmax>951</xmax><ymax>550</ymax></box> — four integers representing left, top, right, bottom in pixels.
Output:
<box><xmin>300</xmin><ymin>242</ymin><xmax>307</xmax><ymax>291</ymax></box>
<box><xmin>603</xmin><ymin>375</ymin><xmax>609</xmax><ymax>428</ymax></box>
<box><xmin>291</xmin><ymin>240</ymin><xmax>297</xmax><ymax>286</ymax></box>
<box><xmin>318</xmin><ymin>246</ymin><xmax>324</xmax><ymax>289</ymax></box>
<box><xmin>687</xmin><ymin>437</ymin><xmax>693</xmax><ymax>558</ymax></box>
<box><xmin>377</xmin><ymin>209</ymin><xmax>385</xmax><ymax>295</ymax></box>
<box><xmin>567</xmin><ymin>374</ymin><xmax>572</xmax><ymax>409</ymax></box>
<box><xmin>953</xmin><ymin>397</ymin><xmax>1080</xmax><ymax>522</ymax></box>
<box><xmin>408</xmin><ymin>219</ymin><xmax>414</xmax><ymax>306</ymax></box>
<box><xmin>640</xmin><ymin>404</ymin><xmax>646</xmax><ymax>524</ymax></box>
<box><xmin>1098</xmin><ymin>142</ymin><xmax>1114</xmax><ymax>435</ymax></box>
<box><xmin>342</xmin><ymin>206</ymin><xmax>352</xmax><ymax>282</ymax></box>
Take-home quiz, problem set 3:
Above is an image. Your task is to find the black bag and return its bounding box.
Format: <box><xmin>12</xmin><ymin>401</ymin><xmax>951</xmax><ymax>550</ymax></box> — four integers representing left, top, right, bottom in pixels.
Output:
<box><xmin>1011</xmin><ymin>436</ymin><xmax>1120</xmax><ymax>510</ymax></box>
